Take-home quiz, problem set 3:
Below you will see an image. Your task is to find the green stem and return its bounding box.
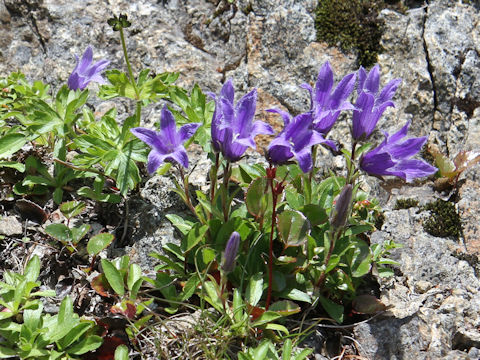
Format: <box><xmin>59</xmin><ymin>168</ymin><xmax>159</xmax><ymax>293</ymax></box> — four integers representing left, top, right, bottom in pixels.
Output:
<box><xmin>134</xmin><ymin>101</ymin><xmax>142</xmax><ymax>127</ymax></box>
<box><xmin>119</xmin><ymin>27</ymin><xmax>140</xmax><ymax>100</ymax></box>
<box><xmin>346</xmin><ymin>141</ymin><xmax>358</xmax><ymax>185</ymax></box>
<box><xmin>222</xmin><ymin>161</ymin><xmax>231</xmax><ymax>223</ymax></box>
<box><xmin>209</xmin><ymin>153</ymin><xmax>220</xmax><ymax>220</ymax></box>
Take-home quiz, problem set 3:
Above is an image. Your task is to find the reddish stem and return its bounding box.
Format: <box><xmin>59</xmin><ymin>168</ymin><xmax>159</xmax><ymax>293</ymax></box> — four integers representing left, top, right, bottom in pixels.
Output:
<box><xmin>265</xmin><ymin>167</ymin><xmax>279</xmax><ymax>310</ymax></box>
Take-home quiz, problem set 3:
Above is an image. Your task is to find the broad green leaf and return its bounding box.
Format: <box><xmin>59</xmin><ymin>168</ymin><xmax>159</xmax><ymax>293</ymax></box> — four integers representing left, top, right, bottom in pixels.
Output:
<box><xmin>70</xmin><ymin>224</ymin><xmax>91</xmax><ymax>244</ymax></box>
<box><xmin>318</xmin><ymin>296</ymin><xmax>344</xmax><ymax>323</ymax></box>
<box><xmin>87</xmin><ymin>233</ymin><xmax>114</xmax><ymax>256</ymax></box>
<box><xmin>45</xmin><ymin>224</ymin><xmax>72</xmax><ymax>243</ymax></box>
<box><xmin>0</xmin><ymin>161</ymin><xmax>25</xmax><ymax>172</ymax></box>
<box><xmin>67</xmin><ymin>335</ymin><xmax>103</xmax><ymax>355</ymax></box>
<box><xmin>203</xmin><ymin>279</ymin><xmax>223</xmax><ymax>313</ymax></box>
<box><xmin>282</xmin><ymin>288</ymin><xmax>311</xmax><ymax>303</ymax></box>
<box><xmin>114</xmin><ymin>345</ymin><xmax>129</xmax><ymax>360</ymax></box>
<box><xmin>265</xmin><ymin>322</ymin><xmax>289</xmax><ymax>334</ymax></box>
<box><xmin>277</xmin><ymin>210</ymin><xmax>310</xmax><ymax>247</ymax></box>
<box><xmin>245</xmin><ymin>177</ymin><xmax>272</xmax><ymax>219</ymax></box>
<box><xmin>251</xmin><ymin>311</ymin><xmax>282</xmax><ymax>327</ymax></box>
<box><xmin>245</xmin><ymin>273</ymin><xmax>263</xmax><ymax>307</ymax></box>
<box><xmin>60</xmin><ymin>201</ymin><xmax>86</xmax><ymax>219</ymax></box>
<box><xmin>127</xmin><ymin>263</ymin><xmax>142</xmax><ymax>292</ymax></box>
<box><xmin>0</xmin><ymin>133</ymin><xmax>26</xmax><ymax>158</ymax></box>
<box><xmin>269</xmin><ymin>300</ymin><xmax>301</xmax><ymax>316</ymax></box>
<box><xmin>101</xmin><ymin>259</ymin><xmax>125</xmax><ymax>296</ymax></box>
<box><xmin>300</xmin><ymin>204</ymin><xmax>328</xmax><ymax>226</ymax></box>
<box><xmin>282</xmin><ymin>339</ymin><xmax>292</xmax><ymax>360</ymax></box>
<box><xmin>24</xmin><ymin>255</ymin><xmax>40</xmax><ymax>282</ymax></box>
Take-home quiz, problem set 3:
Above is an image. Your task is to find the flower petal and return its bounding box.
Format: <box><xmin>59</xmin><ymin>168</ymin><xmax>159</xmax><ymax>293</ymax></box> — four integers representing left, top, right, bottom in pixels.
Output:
<box><xmin>130</xmin><ymin>127</ymin><xmax>169</xmax><ymax>153</ymax></box>
<box><xmin>160</xmin><ymin>105</ymin><xmax>179</xmax><ymax>146</ymax></box>
<box><xmin>235</xmin><ymin>89</ymin><xmax>257</xmax><ymax>136</ymax></box>
<box><xmin>394</xmin><ymin>159</ymin><xmax>437</xmax><ymax>182</ymax></box>
<box><xmin>365</xmin><ymin>65</ymin><xmax>380</xmax><ymax>94</ymax></box>
<box><xmin>315</xmin><ymin>62</ymin><xmax>334</xmax><ymax>106</ymax></box>
<box><xmin>147</xmin><ymin>150</ymin><xmax>167</xmax><ymax>174</ymax></box>
<box><xmin>179</xmin><ymin>123</ymin><xmax>201</xmax><ymax>144</ymax></box>
<box><xmin>266</xmin><ymin>108</ymin><xmax>292</xmax><ymax>127</ymax></box>
<box><xmin>221</xmin><ymin>79</ymin><xmax>235</xmax><ymax>103</ymax></box>
<box><xmin>330</xmin><ymin>72</ymin><xmax>356</xmax><ymax>109</ymax></box>
<box><xmin>166</xmin><ymin>148</ymin><xmax>190</xmax><ymax>169</ymax></box>
<box><xmin>378</xmin><ymin>78</ymin><xmax>401</xmax><ymax>104</ymax></box>
<box><xmin>295</xmin><ymin>148</ymin><xmax>314</xmax><ymax>173</ymax></box>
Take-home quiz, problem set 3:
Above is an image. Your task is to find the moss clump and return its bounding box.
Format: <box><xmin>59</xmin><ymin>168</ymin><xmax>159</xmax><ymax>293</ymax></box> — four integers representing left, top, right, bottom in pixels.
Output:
<box><xmin>314</xmin><ymin>0</ymin><xmax>416</xmax><ymax>67</ymax></box>
<box><xmin>315</xmin><ymin>0</ymin><xmax>385</xmax><ymax>67</ymax></box>
<box><xmin>394</xmin><ymin>198</ymin><xmax>419</xmax><ymax>210</ymax></box>
<box><xmin>423</xmin><ymin>199</ymin><xmax>462</xmax><ymax>239</ymax></box>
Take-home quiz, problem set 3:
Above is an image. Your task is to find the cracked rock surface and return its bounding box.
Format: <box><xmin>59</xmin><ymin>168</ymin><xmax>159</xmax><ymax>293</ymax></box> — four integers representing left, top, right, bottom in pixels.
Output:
<box><xmin>1</xmin><ymin>0</ymin><xmax>480</xmax><ymax>358</ymax></box>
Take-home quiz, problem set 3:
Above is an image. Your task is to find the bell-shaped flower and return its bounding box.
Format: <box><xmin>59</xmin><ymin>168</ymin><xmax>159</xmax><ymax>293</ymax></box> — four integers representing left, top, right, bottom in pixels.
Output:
<box><xmin>208</xmin><ymin>79</ymin><xmax>274</xmax><ymax>162</ymax></box>
<box><xmin>352</xmin><ymin>65</ymin><xmax>401</xmax><ymax>140</ymax></box>
<box><xmin>360</xmin><ymin>121</ymin><xmax>437</xmax><ymax>182</ymax></box>
<box><xmin>301</xmin><ymin>62</ymin><xmax>356</xmax><ymax>135</ymax></box>
<box><xmin>67</xmin><ymin>46</ymin><xmax>110</xmax><ymax>91</ymax></box>
<box><xmin>267</xmin><ymin>111</ymin><xmax>335</xmax><ymax>173</ymax></box>
<box><xmin>130</xmin><ymin>105</ymin><xmax>200</xmax><ymax>173</ymax></box>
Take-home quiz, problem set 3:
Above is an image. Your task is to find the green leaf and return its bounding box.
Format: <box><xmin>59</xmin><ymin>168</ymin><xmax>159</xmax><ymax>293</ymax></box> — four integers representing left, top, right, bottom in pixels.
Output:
<box><xmin>282</xmin><ymin>339</ymin><xmax>292</xmax><ymax>360</ymax></box>
<box><xmin>318</xmin><ymin>296</ymin><xmax>344</xmax><ymax>323</ymax></box>
<box><xmin>127</xmin><ymin>263</ymin><xmax>142</xmax><ymax>292</ymax></box>
<box><xmin>114</xmin><ymin>345</ymin><xmax>129</xmax><ymax>360</ymax></box>
<box><xmin>101</xmin><ymin>259</ymin><xmax>125</xmax><ymax>296</ymax></box>
<box><xmin>183</xmin><ymin>223</ymin><xmax>208</xmax><ymax>253</ymax></box>
<box><xmin>277</xmin><ymin>210</ymin><xmax>310</xmax><ymax>247</ymax></box>
<box><xmin>282</xmin><ymin>288</ymin><xmax>311</xmax><ymax>303</ymax></box>
<box><xmin>67</xmin><ymin>335</ymin><xmax>103</xmax><ymax>355</ymax></box>
<box><xmin>203</xmin><ymin>279</ymin><xmax>223</xmax><ymax>313</ymax></box>
<box><xmin>0</xmin><ymin>161</ymin><xmax>25</xmax><ymax>171</ymax></box>
<box><xmin>0</xmin><ymin>133</ymin><xmax>26</xmax><ymax>158</ymax></box>
<box><xmin>251</xmin><ymin>311</ymin><xmax>282</xmax><ymax>327</ymax></box>
<box><xmin>70</xmin><ymin>224</ymin><xmax>91</xmax><ymax>244</ymax></box>
<box><xmin>87</xmin><ymin>233</ymin><xmax>114</xmax><ymax>256</ymax></box>
<box><xmin>350</xmin><ymin>240</ymin><xmax>372</xmax><ymax>278</ymax></box>
<box><xmin>300</xmin><ymin>204</ymin><xmax>328</xmax><ymax>226</ymax></box>
<box><xmin>245</xmin><ymin>273</ymin><xmax>263</xmax><ymax>307</ymax></box>
<box><xmin>60</xmin><ymin>200</ymin><xmax>86</xmax><ymax>219</ymax></box>
<box><xmin>245</xmin><ymin>177</ymin><xmax>271</xmax><ymax>219</ymax></box>
<box><xmin>269</xmin><ymin>300</ymin><xmax>301</xmax><ymax>316</ymax></box>
<box><xmin>45</xmin><ymin>224</ymin><xmax>72</xmax><ymax>243</ymax></box>
<box><xmin>24</xmin><ymin>255</ymin><xmax>40</xmax><ymax>282</ymax></box>
<box><xmin>165</xmin><ymin>214</ymin><xmax>194</xmax><ymax>235</ymax></box>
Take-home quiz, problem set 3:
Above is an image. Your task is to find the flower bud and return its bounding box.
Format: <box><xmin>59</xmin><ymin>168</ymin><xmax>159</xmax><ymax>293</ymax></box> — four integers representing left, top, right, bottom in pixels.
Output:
<box><xmin>330</xmin><ymin>184</ymin><xmax>353</xmax><ymax>230</ymax></box>
<box><xmin>221</xmin><ymin>232</ymin><xmax>241</xmax><ymax>273</ymax></box>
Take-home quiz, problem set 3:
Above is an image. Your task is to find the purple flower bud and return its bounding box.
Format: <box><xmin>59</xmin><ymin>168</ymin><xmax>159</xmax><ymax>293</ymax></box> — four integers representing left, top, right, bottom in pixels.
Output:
<box><xmin>221</xmin><ymin>231</ymin><xmax>240</xmax><ymax>273</ymax></box>
<box><xmin>330</xmin><ymin>184</ymin><xmax>353</xmax><ymax>230</ymax></box>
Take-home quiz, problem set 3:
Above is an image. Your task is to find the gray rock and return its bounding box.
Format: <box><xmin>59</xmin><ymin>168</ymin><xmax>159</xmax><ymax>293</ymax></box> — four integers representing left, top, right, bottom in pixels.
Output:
<box><xmin>0</xmin><ymin>215</ymin><xmax>23</xmax><ymax>235</ymax></box>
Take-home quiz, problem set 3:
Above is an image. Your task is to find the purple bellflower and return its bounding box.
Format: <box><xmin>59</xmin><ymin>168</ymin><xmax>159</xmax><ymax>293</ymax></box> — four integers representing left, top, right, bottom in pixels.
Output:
<box><xmin>352</xmin><ymin>65</ymin><xmax>402</xmax><ymax>140</ymax></box>
<box><xmin>301</xmin><ymin>62</ymin><xmax>356</xmax><ymax>135</ymax></box>
<box><xmin>209</xmin><ymin>79</ymin><xmax>274</xmax><ymax>162</ymax></box>
<box><xmin>130</xmin><ymin>105</ymin><xmax>200</xmax><ymax>174</ymax></box>
<box><xmin>267</xmin><ymin>110</ymin><xmax>335</xmax><ymax>173</ymax></box>
<box><xmin>68</xmin><ymin>46</ymin><xmax>110</xmax><ymax>91</ymax></box>
<box><xmin>360</xmin><ymin>121</ymin><xmax>437</xmax><ymax>182</ymax></box>
<box><xmin>221</xmin><ymin>231</ymin><xmax>241</xmax><ymax>273</ymax></box>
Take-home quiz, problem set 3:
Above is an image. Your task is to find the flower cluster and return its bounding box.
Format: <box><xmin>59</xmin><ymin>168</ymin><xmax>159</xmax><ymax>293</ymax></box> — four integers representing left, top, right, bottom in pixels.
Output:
<box><xmin>208</xmin><ymin>79</ymin><xmax>274</xmax><ymax>162</ymax></box>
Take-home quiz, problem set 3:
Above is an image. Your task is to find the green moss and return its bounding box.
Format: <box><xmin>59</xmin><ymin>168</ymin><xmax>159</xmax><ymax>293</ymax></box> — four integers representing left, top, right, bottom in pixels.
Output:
<box><xmin>314</xmin><ymin>0</ymin><xmax>411</xmax><ymax>67</ymax></box>
<box><xmin>423</xmin><ymin>199</ymin><xmax>462</xmax><ymax>239</ymax></box>
<box><xmin>394</xmin><ymin>198</ymin><xmax>419</xmax><ymax>210</ymax></box>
